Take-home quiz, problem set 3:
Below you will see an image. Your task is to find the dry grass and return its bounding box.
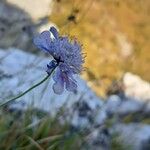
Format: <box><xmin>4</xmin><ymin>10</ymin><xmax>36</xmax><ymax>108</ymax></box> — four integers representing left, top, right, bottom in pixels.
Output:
<box><xmin>50</xmin><ymin>0</ymin><xmax>150</xmax><ymax>96</ymax></box>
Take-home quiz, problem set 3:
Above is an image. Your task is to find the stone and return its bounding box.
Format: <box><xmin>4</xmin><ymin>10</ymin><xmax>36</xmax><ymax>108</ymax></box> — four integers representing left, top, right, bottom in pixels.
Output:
<box><xmin>117</xmin><ymin>99</ymin><xmax>144</xmax><ymax>115</ymax></box>
<box><xmin>0</xmin><ymin>1</ymin><xmax>36</xmax><ymax>50</ymax></box>
<box><xmin>1</xmin><ymin>48</ymin><xmax>150</xmax><ymax>150</ymax></box>
<box><xmin>7</xmin><ymin>0</ymin><xmax>52</xmax><ymax>20</ymax></box>
<box><xmin>112</xmin><ymin>123</ymin><xmax>150</xmax><ymax>150</ymax></box>
<box><xmin>0</xmin><ymin>48</ymin><xmax>103</xmax><ymax>117</ymax></box>
<box><xmin>104</xmin><ymin>95</ymin><xmax>122</xmax><ymax>115</ymax></box>
<box><xmin>0</xmin><ymin>1</ymin><xmax>53</xmax><ymax>51</ymax></box>
<box><xmin>123</xmin><ymin>72</ymin><xmax>150</xmax><ymax>101</ymax></box>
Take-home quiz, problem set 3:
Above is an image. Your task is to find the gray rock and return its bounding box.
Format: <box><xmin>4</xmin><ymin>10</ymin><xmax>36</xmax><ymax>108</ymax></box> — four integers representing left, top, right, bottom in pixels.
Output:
<box><xmin>1</xmin><ymin>48</ymin><xmax>150</xmax><ymax>150</ymax></box>
<box><xmin>117</xmin><ymin>99</ymin><xmax>144</xmax><ymax>115</ymax></box>
<box><xmin>112</xmin><ymin>123</ymin><xmax>150</xmax><ymax>150</ymax></box>
<box><xmin>0</xmin><ymin>1</ymin><xmax>52</xmax><ymax>51</ymax></box>
<box><xmin>0</xmin><ymin>1</ymin><xmax>35</xmax><ymax>50</ymax></box>
<box><xmin>85</xmin><ymin>127</ymin><xmax>110</xmax><ymax>150</ymax></box>
<box><xmin>105</xmin><ymin>95</ymin><xmax>146</xmax><ymax>116</ymax></box>
<box><xmin>104</xmin><ymin>95</ymin><xmax>122</xmax><ymax>115</ymax></box>
<box><xmin>145</xmin><ymin>102</ymin><xmax>150</xmax><ymax>113</ymax></box>
<box><xmin>0</xmin><ymin>48</ymin><xmax>103</xmax><ymax>118</ymax></box>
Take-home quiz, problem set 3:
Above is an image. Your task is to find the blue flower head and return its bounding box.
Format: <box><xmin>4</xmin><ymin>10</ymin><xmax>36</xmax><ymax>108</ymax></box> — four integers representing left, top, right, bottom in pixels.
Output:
<box><xmin>34</xmin><ymin>26</ymin><xmax>84</xmax><ymax>94</ymax></box>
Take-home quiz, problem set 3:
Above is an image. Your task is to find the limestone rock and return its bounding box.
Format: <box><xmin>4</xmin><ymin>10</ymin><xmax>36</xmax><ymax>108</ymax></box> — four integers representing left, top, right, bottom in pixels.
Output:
<box><xmin>123</xmin><ymin>72</ymin><xmax>150</xmax><ymax>101</ymax></box>
<box><xmin>0</xmin><ymin>48</ymin><xmax>103</xmax><ymax>117</ymax></box>
<box><xmin>112</xmin><ymin>123</ymin><xmax>150</xmax><ymax>150</ymax></box>
<box><xmin>7</xmin><ymin>0</ymin><xmax>52</xmax><ymax>20</ymax></box>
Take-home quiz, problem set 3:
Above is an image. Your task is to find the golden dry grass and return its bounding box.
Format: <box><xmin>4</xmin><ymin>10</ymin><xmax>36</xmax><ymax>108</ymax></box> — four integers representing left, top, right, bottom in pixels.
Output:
<box><xmin>50</xmin><ymin>0</ymin><xmax>150</xmax><ymax>96</ymax></box>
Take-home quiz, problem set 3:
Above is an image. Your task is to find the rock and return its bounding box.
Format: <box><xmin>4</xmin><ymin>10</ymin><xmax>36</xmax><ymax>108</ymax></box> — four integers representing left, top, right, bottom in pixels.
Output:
<box><xmin>0</xmin><ymin>1</ymin><xmax>53</xmax><ymax>51</ymax></box>
<box><xmin>145</xmin><ymin>102</ymin><xmax>150</xmax><ymax>113</ymax></box>
<box><xmin>123</xmin><ymin>72</ymin><xmax>150</xmax><ymax>101</ymax></box>
<box><xmin>7</xmin><ymin>0</ymin><xmax>52</xmax><ymax>20</ymax></box>
<box><xmin>112</xmin><ymin>123</ymin><xmax>150</xmax><ymax>150</ymax></box>
<box><xmin>0</xmin><ymin>1</ymin><xmax>36</xmax><ymax>51</ymax></box>
<box><xmin>104</xmin><ymin>95</ymin><xmax>122</xmax><ymax>115</ymax></box>
<box><xmin>1</xmin><ymin>48</ymin><xmax>150</xmax><ymax>149</ymax></box>
<box><xmin>105</xmin><ymin>95</ymin><xmax>146</xmax><ymax>116</ymax></box>
<box><xmin>0</xmin><ymin>1</ymin><xmax>30</xmax><ymax>23</ymax></box>
<box><xmin>0</xmin><ymin>48</ymin><xmax>103</xmax><ymax>118</ymax></box>
<box><xmin>69</xmin><ymin>98</ymin><xmax>106</xmax><ymax>128</ymax></box>
<box><xmin>85</xmin><ymin>127</ymin><xmax>111</xmax><ymax>150</ymax></box>
<box><xmin>117</xmin><ymin>98</ymin><xmax>144</xmax><ymax>115</ymax></box>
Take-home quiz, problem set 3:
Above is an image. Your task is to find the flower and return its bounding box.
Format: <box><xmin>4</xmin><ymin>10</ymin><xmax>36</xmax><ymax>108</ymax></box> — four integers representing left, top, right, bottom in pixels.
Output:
<box><xmin>33</xmin><ymin>26</ymin><xmax>84</xmax><ymax>94</ymax></box>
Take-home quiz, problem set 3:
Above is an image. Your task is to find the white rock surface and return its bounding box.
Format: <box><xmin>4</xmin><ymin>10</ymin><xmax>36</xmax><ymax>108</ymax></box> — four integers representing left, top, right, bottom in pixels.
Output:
<box><xmin>117</xmin><ymin>99</ymin><xmax>144</xmax><ymax>115</ymax></box>
<box><xmin>0</xmin><ymin>48</ymin><xmax>150</xmax><ymax>150</ymax></box>
<box><xmin>104</xmin><ymin>95</ymin><xmax>147</xmax><ymax>115</ymax></box>
<box><xmin>7</xmin><ymin>0</ymin><xmax>52</xmax><ymax>20</ymax></box>
<box><xmin>113</xmin><ymin>123</ymin><xmax>150</xmax><ymax>150</ymax></box>
<box><xmin>123</xmin><ymin>72</ymin><xmax>150</xmax><ymax>101</ymax></box>
<box><xmin>104</xmin><ymin>95</ymin><xmax>122</xmax><ymax>115</ymax></box>
<box><xmin>0</xmin><ymin>48</ymin><xmax>103</xmax><ymax>116</ymax></box>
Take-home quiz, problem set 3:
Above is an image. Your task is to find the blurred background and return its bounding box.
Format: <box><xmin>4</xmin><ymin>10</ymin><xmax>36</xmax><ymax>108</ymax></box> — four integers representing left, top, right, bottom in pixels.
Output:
<box><xmin>0</xmin><ymin>0</ymin><xmax>150</xmax><ymax>149</ymax></box>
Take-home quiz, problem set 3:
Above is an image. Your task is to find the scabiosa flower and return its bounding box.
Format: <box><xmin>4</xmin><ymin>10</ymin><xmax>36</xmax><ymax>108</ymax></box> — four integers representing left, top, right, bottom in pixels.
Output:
<box><xmin>33</xmin><ymin>26</ymin><xmax>84</xmax><ymax>94</ymax></box>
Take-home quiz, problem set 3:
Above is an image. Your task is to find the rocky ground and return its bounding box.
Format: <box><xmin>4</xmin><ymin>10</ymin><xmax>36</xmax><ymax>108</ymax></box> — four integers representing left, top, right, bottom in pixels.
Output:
<box><xmin>0</xmin><ymin>48</ymin><xmax>150</xmax><ymax>150</ymax></box>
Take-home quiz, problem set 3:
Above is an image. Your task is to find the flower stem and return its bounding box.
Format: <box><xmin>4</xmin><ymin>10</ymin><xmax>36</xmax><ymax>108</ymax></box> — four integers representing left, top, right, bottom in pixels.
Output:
<box><xmin>0</xmin><ymin>67</ymin><xmax>56</xmax><ymax>108</ymax></box>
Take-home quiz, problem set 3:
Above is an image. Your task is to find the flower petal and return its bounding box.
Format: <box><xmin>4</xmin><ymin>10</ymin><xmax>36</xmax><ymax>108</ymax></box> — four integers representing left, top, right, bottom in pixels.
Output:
<box><xmin>53</xmin><ymin>67</ymin><xmax>61</xmax><ymax>82</ymax></box>
<box><xmin>53</xmin><ymin>80</ymin><xmax>64</xmax><ymax>94</ymax></box>
<box><xmin>65</xmin><ymin>77</ymin><xmax>77</xmax><ymax>92</ymax></box>
<box><xmin>50</xmin><ymin>27</ymin><xmax>59</xmax><ymax>39</ymax></box>
<box><xmin>33</xmin><ymin>31</ymin><xmax>51</xmax><ymax>52</ymax></box>
<box><xmin>52</xmin><ymin>68</ymin><xmax>64</xmax><ymax>94</ymax></box>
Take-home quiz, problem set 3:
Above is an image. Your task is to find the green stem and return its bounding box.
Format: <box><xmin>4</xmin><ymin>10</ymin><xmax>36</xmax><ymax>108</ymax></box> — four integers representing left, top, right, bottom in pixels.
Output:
<box><xmin>0</xmin><ymin>67</ymin><xmax>56</xmax><ymax>107</ymax></box>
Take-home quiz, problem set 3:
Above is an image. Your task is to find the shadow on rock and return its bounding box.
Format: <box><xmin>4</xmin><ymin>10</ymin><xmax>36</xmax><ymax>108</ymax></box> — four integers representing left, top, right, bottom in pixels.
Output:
<box><xmin>0</xmin><ymin>0</ymin><xmax>41</xmax><ymax>52</ymax></box>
